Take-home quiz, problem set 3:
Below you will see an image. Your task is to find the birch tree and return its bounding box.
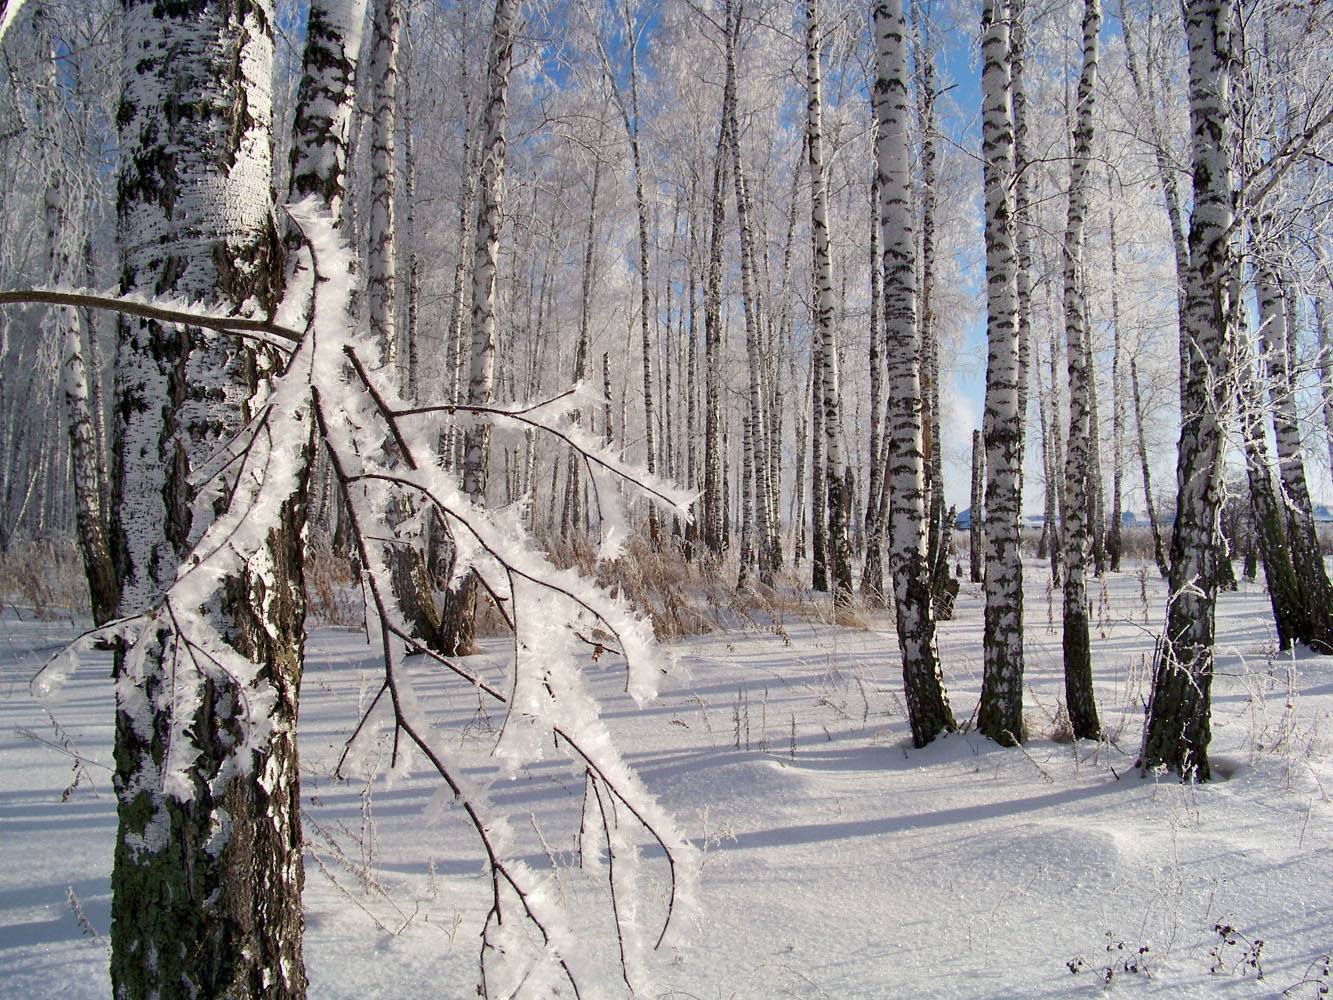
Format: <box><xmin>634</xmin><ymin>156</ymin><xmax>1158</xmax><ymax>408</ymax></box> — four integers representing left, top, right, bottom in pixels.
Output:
<box><xmin>807</xmin><ymin>0</ymin><xmax>852</xmax><ymax>608</ymax></box>
<box><xmin>36</xmin><ymin>4</ymin><xmax>115</xmax><ymax>625</ymax></box>
<box><xmin>110</xmin><ymin>0</ymin><xmax>304</xmax><ymax>993</ymax></box>
<box><xmin>1253</xmin><ymin>259</ymin><xmax>1333</xmax><ymax>650</ymax></box>
<box><xmin>976</xmin><ymin>0</ymin><xmax>1026</xmax><ymax>746</ymax></box>
<box><xmin>367</xmin><ymin>0</ymin><xmax>399</xmax><ymax>370</ymax></box>
<box><xmin>581</xmin><ymin>0</ymin><xmax>661</xmax><ymax>546</ymax></box>
<box><xmin>701</xmin><ymin>0</ymin><xmax>735</xmax><ymax>559</ymax></box>
<box><xmin>1140</xmin><ymin>0</ymin><xmax>1239</xmax><ymax>781</ymax></box>
<box><xmin>874</xmin><ymin>0</ymin><xmax>955</xmax><ymax>747</ymax></box>
<box><xmin>287</xmin><ymin>0</ymin><xmax>363</xmax><ymax>238</ymax></box>
<box><xmin>1060</xmin><ymin>0</ymin><xmax>1101</xmax><ymax>742</ymax></box>
<box><xmin>440</xmin><ymin>0</ymin><xmax>516</xmax><ymax>657</ymax></box>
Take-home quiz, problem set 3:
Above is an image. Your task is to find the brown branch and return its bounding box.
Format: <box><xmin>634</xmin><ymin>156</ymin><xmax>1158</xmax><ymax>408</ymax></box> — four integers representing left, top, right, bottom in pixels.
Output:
<box><xmin>0</xmin><ymin>288</ymin><xmax>301</xmax><ymax>345</ymax></box>
<box><xmin>342</xmin><ymin>345</ymin><xmax>418</xmax><ymax>470</ymax></box>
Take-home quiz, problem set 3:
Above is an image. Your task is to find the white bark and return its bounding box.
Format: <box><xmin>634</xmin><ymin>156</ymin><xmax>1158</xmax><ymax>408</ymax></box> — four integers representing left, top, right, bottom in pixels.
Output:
<box><xmin>807</xmin><ymin>0</ymin><xmax>851</xmax><ymax>605</ymax></box>
<box><xmin>874</xmin><ymin>0</ymin><xmax>954</xmax><ymax>746</ymax></box>
<box><xmin>367</xmin><ymin>0</ymin><xmax>399</xmax><ymax>369</ymax></box>
<box><xmin>463</xmin><ymin>0</ymin><xmax>516</xmax><ymax>501</ymax></box>
<box><xmin>1060</xmin><ymin>0</ymin><xmax>1101</xmax><ymax>740</ymax></box>
<box><xmin>112</xmin><ymin>0</ymin><xmax>306</xmax><ymax>994</ymax></box>
<box><xmin>288</xmin><ymin>0</ymin><xmax>365</xmax><ymax>228</ymax></box>
<box><xmin>1142</xmin><ymin>0</ymin><xmax>1239</xmax><ymax>781</ymax></box>
<box><xmin>1317</xmin><ymin>298</ymin><xmax>1333</xmax><ymax>486</ymax></box>
<box><xmin>976</xmin><ymin>0</ymin><xmax>1026</xmax><ymax>746</ymax></box>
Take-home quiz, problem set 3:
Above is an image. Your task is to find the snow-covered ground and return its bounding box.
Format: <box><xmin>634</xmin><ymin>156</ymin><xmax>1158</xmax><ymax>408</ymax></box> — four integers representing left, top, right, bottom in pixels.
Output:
<box><xmin>2</xmin><ymin>562</ymin><xmax>1330</xmax><ymax>998</ymax></box>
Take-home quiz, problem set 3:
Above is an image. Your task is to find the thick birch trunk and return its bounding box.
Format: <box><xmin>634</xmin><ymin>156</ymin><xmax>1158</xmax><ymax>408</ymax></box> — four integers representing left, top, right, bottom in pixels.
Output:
<box><xmin>287</xmin><ymin>0</ymin><xmax>363</xmax><ymax>233</ymax></box>
<box><xmin>976</xmin><ymin>0</ymin><xmax>1026</xmax><ymax>746</ymax></box>
<box><xmin>112</xmin><ymin>2</ymin><xmax>306</xmax><ymax>996</ymax></box>
<box><xmin>1255</xmin><ymin>265</ymin><xmax>1333</xmax><ymax>649</ymax></box>
<box><xmin>874</xmin><ymin>0</ymin><xmax>954</xmax><ymax>746</ymax></box>
<box><xmin>1141</xmin><ymin>0</ymin><xmax>1238</xmax><ymax>781</ymax></box>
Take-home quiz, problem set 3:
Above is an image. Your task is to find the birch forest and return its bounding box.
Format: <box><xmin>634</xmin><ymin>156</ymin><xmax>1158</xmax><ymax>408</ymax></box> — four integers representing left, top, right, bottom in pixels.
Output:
<box><xmin>1</xmin><ymin>0</ymin><xmax>1333</xmax><ymax>995</ymax></box>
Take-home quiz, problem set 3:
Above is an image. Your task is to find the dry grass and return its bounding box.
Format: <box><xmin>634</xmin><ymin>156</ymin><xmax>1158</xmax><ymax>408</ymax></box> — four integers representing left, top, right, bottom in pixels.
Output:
<box><xmin>0</xmin><ymin>536</ymin><xmax>88</xmax><ymax>619</ymax></box>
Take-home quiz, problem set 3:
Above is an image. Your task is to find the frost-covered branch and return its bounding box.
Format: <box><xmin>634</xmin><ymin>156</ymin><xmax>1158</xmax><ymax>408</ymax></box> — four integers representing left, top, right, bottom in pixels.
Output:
<box><xmin>24</xmin><ymin>196</ymin><xmax>697</xmax><ymax>998</ymax></box>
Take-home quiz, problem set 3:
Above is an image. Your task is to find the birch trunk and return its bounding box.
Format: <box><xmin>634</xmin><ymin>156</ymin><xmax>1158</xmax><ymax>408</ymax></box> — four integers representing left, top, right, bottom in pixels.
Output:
<box><xmin>970</xmin><ymin>429</ymin><xmax>984</xmax><ymax>584</ymax></box>
<box><xmin>1130</xmin><ymin>357</ymin><xmax>1168</xmax><ymax>577</ymax></box>
<box><xmin>1141</xmin><ymin>0</ymin><xmax>1239</xmax><ymax>781</ymax></box>
<box><xmin>287</xmin><ymin>0</ymin><xmax>363</xmax><ymax>234</ymax></box>
<box><xmin>875</xmin><ymin>0</ymin><xmax>955</xmax><ymax>746</ymax></box>
<box><xmin>913</xmin><ymin>14</ymin><xmax>952</xmax><ymax>614</ymax></box>
<box><xmin>862</xmin><ymin>161</ymin><xmax>886</xmax><ymax>608</ymax></box>
<box><xmin>976</xmin><ymin>0</ymin><xmax>1026</xmax><ymax>746</ymax></box>
<box><xmin>1106</xmin><ymin>196</ymin><xmax>1125</xmax><ymax>572</ymax></box>
<box><xmin>562</xmin><ymin>154</ymin><xmax>602</xmax><ymax>538</ymax></box>
<box><xmin>727</xmin><ymin>30</ymin><xmax>774</xmax><ymax>587</ymax></box>
<box><xmin>1254</xmin><ymin>265</ymin><xmax>1333</xmax><ymax>649</ymax></box>
<box><xmin>807</xmin><ymin>0</ymin><xmax>852</xmax><ymax>608</ymax></box>
<box><xmin>112</xmin><ymin>1</ymin><xmax>306</xmax><ymax>995</ymax></box>
<box><xmin>441</xmin><ymin>0</ymin><xmax>516</xmax><ymax>657</ymax></box>
<box><xmin>702</xmin><ymin>0</ymin><xmax>734</xmax><ymax>558</ymax></box>
<box><xmin>1238</xmin><ymin>337</ymin><xmax>1303</xmax><ymax>649</ymax></box>
<box><xmin>1317</xmin><ymin>298</ymin><xmax>1333</xmax><ymax>488</ymax></box>
<box><xmin>39</xmin><ymin>7</ymin><xmax>115</xmax><ymax>625</ymax></box>
<box><xmin>367</xmin><ymin>0</ymin><xmax>398</xmax><ymax>369</ymax></box>
<box><xmin>1060</xmin><ymin>0</ymin><xmax>1102</xmax><ymax>741</ymax></box>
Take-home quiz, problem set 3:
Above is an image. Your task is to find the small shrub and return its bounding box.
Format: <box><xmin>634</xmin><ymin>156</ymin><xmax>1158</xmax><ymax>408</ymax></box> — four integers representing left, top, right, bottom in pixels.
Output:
<box><xmin>1210</xmin><ymin>922</ymin><xmax>1264</xmax><ymax>980</ymax></box>
<box><xmin>1068</xmin><ymin>932</ymin><xmax>1151</xmax><ymax>988</ymax></box>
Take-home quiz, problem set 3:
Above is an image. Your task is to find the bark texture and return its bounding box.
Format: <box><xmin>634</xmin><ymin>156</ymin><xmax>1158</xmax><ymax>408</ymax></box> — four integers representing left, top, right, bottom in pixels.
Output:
<box><xmin>1140</xmin><ymin>0</ymin><xmax>1238</xmax><ymax>781</ymax></box>
<box><xmin>874</xmin><ymin>0</ymin><xmax>955</xmax><ymax>747</ymax></box>
<box><xmin>440</xmin><ymin>0</ymin><xmax>516</xmax><ymax>657</ymax></box>
<box><xmin>807</xmin><ymin>0</ymin><xmax>852</xmax><ymax>608</ymax></box>
<box><xmin>1060</xmin><ymin>0</ymin><xmax>1102</xmax><ymax>741</ymax></box>
<box><xmin>976</xmin><ymin>0</ymin><xmax>1026</xmax><ymax>746</ymax></box>
<box><xmin>112</xmin><ymin>1</ymin><xmax>307</xmax><ymax>996</ymax></box>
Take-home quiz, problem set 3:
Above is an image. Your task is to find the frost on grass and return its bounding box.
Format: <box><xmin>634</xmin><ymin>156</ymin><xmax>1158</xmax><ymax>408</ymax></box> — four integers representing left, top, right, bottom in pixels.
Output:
<box><xmin>26</xmin><ymin>198</ymin><xmax>697</xmax><ymax>998</ymax></box>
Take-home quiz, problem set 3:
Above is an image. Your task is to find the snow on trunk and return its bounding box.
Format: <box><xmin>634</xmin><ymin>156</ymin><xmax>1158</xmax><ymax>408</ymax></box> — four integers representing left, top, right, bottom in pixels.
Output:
<box><xmin>112</xmin><ymin>0</ymin><xmax>306</xmax><ymax>995</ymax></box>
<box><xmin>366</xmin><ymin>0</ymin><xmax>398</xmax><ymax>370</ymax></box>
<box><xmin>287</xmin><ymin>0</ymin><xmax>364</xmax><ymax>231</ymax></box>
<box><xmin>1254</xmin><ymin>263</ymin><xmax>1333</xmax><ymax>650</ymax></box>
<box><xmin>39</xmin><ymin>5</ymin><xmax>114</xmax><ymax>626</ymax></box>
<box><xmin>1317</xmin><ymin>298</ymin><xmax>1333</xmax><ymax>489</ymax></box>
<box><xmin>701</xmin><ymin>1</ymin><xmax>733</xmax><ymax>558</ymax></box>
<box><xmin>728</xmin><ymin>28</ymin><xmax>774</xmax><ymax>588</ymax></box>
